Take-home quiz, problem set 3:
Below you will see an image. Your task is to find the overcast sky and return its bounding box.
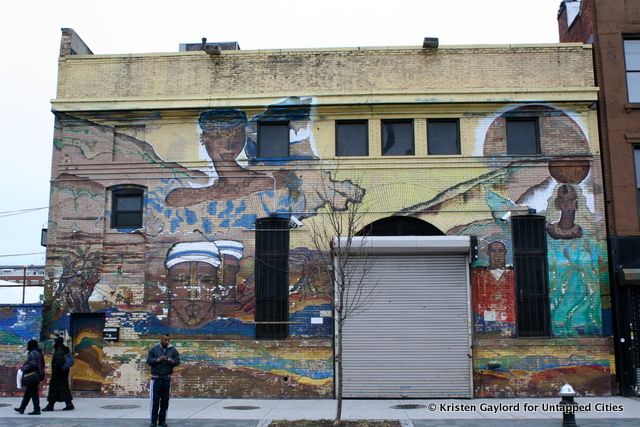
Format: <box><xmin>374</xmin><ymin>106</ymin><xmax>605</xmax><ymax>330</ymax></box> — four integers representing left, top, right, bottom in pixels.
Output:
<box><xmin>0</xmin><ymin>0</ymin><xmax>564</xmax><ymax>267</ymax></box>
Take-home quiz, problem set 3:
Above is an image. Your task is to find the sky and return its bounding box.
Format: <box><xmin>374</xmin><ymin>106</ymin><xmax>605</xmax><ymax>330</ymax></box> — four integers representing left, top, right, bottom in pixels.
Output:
<box><xmin>0</xmin><ymin>0</ymin><xmax>564</xmax><ymax>267</ymax></box>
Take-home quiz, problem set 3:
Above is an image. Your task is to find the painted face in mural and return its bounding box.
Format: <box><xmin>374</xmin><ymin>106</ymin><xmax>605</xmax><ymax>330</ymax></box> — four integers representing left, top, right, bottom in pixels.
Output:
<box><xmin>199</xmin><ymin>110</ymin><xmax>247</xmax><ymax>163</ymax></box>
<box><xmin>166</xmin><ymin>242</ymin><xmax>221</xmax><ymax>328</ymax></box>
<box><xmin>546</xmin><ymin>160</ymin><xmax>590</xmax><ymax>240</ymax></box>
<box><xmin>167</xmin><ymin>261</ymin><xmax>219</xmax><ymax>327</ymax></box>
<box><xmin>488</xmin><ymin>241</ymin><xmax>507</xmax><ymax>270</ymax></box>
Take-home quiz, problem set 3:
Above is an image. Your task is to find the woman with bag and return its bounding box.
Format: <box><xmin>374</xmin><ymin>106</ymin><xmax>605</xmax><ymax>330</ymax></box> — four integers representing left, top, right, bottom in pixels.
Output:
<box><xmin>14</xmin><ymin>339</ymin><xmax>44</xmax><ymax>415</ymax></box>
<box><xmin>42</xmin><ymin>336</ymin><xmax>74</xmax><ymax>411</ymax></box>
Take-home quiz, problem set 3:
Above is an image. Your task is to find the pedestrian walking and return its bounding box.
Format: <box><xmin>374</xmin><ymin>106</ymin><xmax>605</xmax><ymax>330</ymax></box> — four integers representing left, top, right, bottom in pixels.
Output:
<box><xmin>14</xmin><ymin>339</ymin><xmax>45</xmax><ymax>415</ymax></box>
<box><xmin>42</xmin><ymin>336</ymin><xmax>74</xmax><ymax>411</ymax></box>
<box><xmin>146</xmin><ymin>334</ymin><xmax>180</xmax><ymax>427</ymax></box>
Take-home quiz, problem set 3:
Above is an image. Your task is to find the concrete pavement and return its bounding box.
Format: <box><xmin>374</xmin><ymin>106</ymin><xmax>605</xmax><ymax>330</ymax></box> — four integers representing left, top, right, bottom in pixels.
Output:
<box><xmin>0</xmin><ymin>396</ymin><xmax>639</xmax><ymax>426</ymax></box>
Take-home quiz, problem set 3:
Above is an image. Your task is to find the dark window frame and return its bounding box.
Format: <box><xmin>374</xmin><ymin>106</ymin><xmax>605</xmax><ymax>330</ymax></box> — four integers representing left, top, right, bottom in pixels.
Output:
<box><xmin>257</xmin><ymin>121</ymin><xmax>290</xmax><ymax>159</ymax></box>
<box><xmin>624</xmin><ymin>36</ymin><xmax>640</xmax><ymax>104</ymax></box>
<box><xmin>381</xmin><ymin>119</ymin><xmax>415</xmax><ymax>156</ymax></box>
<box><xmin>506</xmin><ymin>117</ymin><xmax>540</xmax><ymax>155</ymax></box>
<box><xmin>335</xmin><ymin>120</ymin><xmax>369</xmax><ymax>157</ymax></box>
<box><xmin>110</xmin><ymin>186</ymin><xmax>145</xmax><ymax>229</ymax></box>
<box><xmin>512</xmin><ymin>215</ymin><xmax>551</xmax><ymax>338</ymax></box>
<box><xmin>427</xmin><ymin>118</ymin><xmax>461</xmax><ymax>155</ymax></box>
<box><xmin>255</xmin><ymin>217</ymin><xmax>290</xmax><ymax>339</ymax></box>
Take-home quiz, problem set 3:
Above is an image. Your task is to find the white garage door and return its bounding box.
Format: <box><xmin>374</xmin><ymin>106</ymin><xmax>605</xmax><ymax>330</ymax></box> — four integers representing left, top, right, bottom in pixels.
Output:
<box><xmin>341</xmin><ymin>252</ymin><xmax>472</xmax><ymax>398</ymax></box>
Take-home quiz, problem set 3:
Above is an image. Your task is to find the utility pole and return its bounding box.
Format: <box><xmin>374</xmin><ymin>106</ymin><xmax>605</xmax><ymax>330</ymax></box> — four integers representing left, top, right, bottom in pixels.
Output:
<box><xmin>22</xmin><ymin>266</ymin><xmax>27</xmax><ymax>304</ymax></box>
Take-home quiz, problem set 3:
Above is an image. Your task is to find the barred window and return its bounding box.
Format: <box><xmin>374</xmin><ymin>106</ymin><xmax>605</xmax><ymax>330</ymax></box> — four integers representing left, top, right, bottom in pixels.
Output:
<box><xmin>255</xmin><ymin>217</ymin><xmax>290</xmax><ymax>339</ymax></box>
<box><xmin>513</xmin><ymin>215</ymin><xmax>550</xmax><ymax>337</ymax></box>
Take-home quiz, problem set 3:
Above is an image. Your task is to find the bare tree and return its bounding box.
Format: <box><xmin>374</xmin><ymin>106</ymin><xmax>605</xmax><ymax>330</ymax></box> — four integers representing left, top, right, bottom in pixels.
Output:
<box><xmin>306</xmin><ymin>168</ymin><xmax>375</xmax><ymax>426</ymax></box>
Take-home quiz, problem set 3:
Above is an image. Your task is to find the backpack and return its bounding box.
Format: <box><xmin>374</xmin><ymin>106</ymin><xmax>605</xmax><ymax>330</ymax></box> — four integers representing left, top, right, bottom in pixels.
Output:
<box><xmin>62</xmin><ymin>353</ymin><xmax>74</xmax><ymax>371</ymax></box>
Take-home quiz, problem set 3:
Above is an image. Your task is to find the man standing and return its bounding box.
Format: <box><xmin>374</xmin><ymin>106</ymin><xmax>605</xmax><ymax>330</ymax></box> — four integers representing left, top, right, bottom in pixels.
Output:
<box><xmin>146</xmin><ymin>334</ymin><xmax>180</xmax><ymax>427</ymax></box>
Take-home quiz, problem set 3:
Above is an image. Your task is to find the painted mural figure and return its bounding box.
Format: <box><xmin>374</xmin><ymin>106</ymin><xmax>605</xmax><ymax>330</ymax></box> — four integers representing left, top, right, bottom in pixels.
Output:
<box><xmin>472</xmin><ymin>241</ymin><xmax>516</xmax><ymax>335</ymax></box>
<box><xmin>546</xmin><ymin>159</ymin><xmax>591</xmax><ymax>240</ymax></box>
<box><xmin>165</xmin><ymin>109</ymin><xmax>290</xmax><ymax>207</ymax></box>
<box><xmin>165</xmin><ymin>240</ymin><xmax>244</xmax><ymax>327</ymax></box>
<box><xmin>147</xmin><ymin>334</ymin><xmax>180</xmax><ymax>427</ymax></box>
<box><xmin>215</xmin><ymin>240</ymin><xmax>244</xmax><ymax>302</ymax></box>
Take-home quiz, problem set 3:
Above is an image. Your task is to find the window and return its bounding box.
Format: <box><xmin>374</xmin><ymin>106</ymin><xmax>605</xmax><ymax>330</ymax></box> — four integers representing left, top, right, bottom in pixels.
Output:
<box><xmin>625</xmin><ymin>39</ymin><xmax>640</xmax><ymax>103</ymax></box>
<box><xmin>336</xmin><ymin>120</ymin><xmax>368</xmax><ymax>156</ymax></box>
<box><xmin>111</xmin><ymin>187</ymin><xmax>144</xmax><ymax>229</ymax></box>
<box><xmin>258</xmin><ymin>122</ymin><xmax>289</xmax><ymax>158</ymax></box>
<box><xmin>255</xmin><ymin>217</ymin><xmax>290</xmax><ymax>339</ymax></box>
<box><xmin>512</xmin><ymin>216</ymin><xmax>550</xmax><ymax>337</ymax></box>
<box><xmin>506</xmin><ymin>118</ymin><xmax>540</xmax><ymax>155</ymax></box>
<box><xmin>428</xmin><ymin>119</ymin><xmax>460</xmax><ymax>155</ymax></box>
<box><xmin>382</xmin><ymin>120</ymin><xmax>414</xmax><ymax>156</ymax></box>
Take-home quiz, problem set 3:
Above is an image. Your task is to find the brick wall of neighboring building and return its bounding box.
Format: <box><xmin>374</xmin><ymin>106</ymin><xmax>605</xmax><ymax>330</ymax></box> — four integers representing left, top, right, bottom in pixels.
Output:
<box><xmin>42</xmin><ymin>29</ymin><xmax>611</xmax><ymax>397</ymax></box>
<box><xmin>559</xmin><ymin>0</ymin><xmax>640</xmax><ymax>396</ymax></box>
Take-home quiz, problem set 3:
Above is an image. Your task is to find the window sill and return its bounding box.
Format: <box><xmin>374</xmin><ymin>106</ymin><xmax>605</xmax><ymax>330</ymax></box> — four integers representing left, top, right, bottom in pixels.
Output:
<box><xmin>624</xmin><ymin>103</ymin><xmax>640</xmax><ymax>112</ymax></box>
<box><xmin>107</xmin><ymin>227</ymin><xmax>145</xmax><ymax>234</ymax></box>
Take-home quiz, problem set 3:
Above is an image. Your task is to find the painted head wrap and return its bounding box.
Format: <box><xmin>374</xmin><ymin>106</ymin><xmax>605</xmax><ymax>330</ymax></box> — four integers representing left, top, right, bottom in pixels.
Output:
<box><xmin>165</xmin><ymin>242</ymin><xmax>221</xmax><ymax>269</ymax></box>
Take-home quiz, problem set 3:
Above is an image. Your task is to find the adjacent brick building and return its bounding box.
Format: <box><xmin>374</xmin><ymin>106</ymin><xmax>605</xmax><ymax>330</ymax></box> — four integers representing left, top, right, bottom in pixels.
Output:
<box><xmin>30</xmin><ymin>28</ymin><xmax>612</xmax><ymax>398</ymax></box>
<box><xmin>559</xmin><ymin>0</ymin><xmax>640</xmax><ymax>396</ymax></box>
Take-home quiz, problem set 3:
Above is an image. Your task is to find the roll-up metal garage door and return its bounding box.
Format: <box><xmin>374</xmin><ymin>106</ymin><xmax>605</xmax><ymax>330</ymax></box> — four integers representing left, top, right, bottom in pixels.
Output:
<box><xmin>341</xmin><ymin>252</ymin><xmax>472</xmax><ymax>398</ymax></box>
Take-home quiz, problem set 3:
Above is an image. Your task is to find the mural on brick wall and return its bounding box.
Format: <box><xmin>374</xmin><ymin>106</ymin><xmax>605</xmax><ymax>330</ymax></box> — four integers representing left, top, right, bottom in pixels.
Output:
<box><xmin>41</xmin><ymin>101</ymin><xmax>610</xmax><ymax>397</ymax></box>
<box><xmin>43</xmin><ymin>98</ymin><xmax>354</xmax><ymax>396</ymax></box>
<box><xmin>0</xmin><ymin>305</ymin><xmax>43</xmax><ymax>396</ymax></box>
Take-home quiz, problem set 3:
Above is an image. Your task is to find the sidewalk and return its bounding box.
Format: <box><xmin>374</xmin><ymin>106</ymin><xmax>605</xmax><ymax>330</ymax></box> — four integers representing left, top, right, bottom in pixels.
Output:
<box><xmin>1</xmin><ymin>396</ymin><xmax>639</xmax><ymax>424</ymax></box>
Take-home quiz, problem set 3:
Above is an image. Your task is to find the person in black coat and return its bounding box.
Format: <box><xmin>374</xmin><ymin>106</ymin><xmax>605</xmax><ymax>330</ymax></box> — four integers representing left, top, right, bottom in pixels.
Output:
<box><xmin>14</xmin><ymin>339</ymin><xmax>45</xmax><ymax>415</ymax></box>
<box><xmin>42</xmin><ymin>336</ymin><xmax>74</xmax><ymax>411</ymax></box>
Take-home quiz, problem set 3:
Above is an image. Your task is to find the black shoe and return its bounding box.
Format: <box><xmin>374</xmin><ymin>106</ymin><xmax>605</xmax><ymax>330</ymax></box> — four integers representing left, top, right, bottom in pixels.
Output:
<box><xmin>28</xmin><ymin>410</ymin><xmax>41</xmax><ymax>415</ymax></box>
<box><xmin>13</xmin><ymin>408</ymin><xmax>24</xmax><ymax>414</ymax></box>
<box><xmin>42</xmin><ymin>406</ymin><xmax>54</xmax><ymax>412</ymax></box>
<box><xmin>62</xmin><ymin>404</ymin><xmax>74</xmax><ymax>410</ymax></box>
<box><xmin>159</xmin><ymin>423</ymin><xmax>168</xmax><ymax>427</ymax></box>
<box><xmin>149</xmin><ymin>423</ymin><xmax>157</xmax><ymax>427</ymax></box>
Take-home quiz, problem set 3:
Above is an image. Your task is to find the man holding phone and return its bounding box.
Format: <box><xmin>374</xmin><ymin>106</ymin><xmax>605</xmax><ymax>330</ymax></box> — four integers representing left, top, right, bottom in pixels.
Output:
<box><xmin>146</xmin><ymin>334</ymin><xmax>180</xmax><ymax>427</ymax></box>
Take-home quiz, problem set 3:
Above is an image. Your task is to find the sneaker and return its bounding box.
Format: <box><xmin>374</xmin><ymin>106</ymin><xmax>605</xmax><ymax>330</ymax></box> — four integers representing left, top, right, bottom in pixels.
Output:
<box><xmin>13</xmin><ymin>408</ymin><xmax>24</xmax><ymax>414</ymax></box>
<box><xmin>27</xmin><ymin>410</ymin><xmax>41</xmax><ymax>415</ymax></box>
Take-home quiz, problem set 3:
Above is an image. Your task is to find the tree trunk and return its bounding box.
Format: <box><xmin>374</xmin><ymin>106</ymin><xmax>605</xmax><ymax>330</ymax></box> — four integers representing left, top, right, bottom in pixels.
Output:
<box><xmin>334</xmin><ymin>321</ymin><xmax>343</xmax><ymax>426</ymax></box>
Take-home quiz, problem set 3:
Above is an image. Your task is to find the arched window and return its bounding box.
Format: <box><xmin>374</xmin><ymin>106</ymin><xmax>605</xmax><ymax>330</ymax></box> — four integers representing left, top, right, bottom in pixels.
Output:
<box><xmin>357</xmin><ymin>216</ymin><xmax>444</xmax><ymax>237</ymax></box>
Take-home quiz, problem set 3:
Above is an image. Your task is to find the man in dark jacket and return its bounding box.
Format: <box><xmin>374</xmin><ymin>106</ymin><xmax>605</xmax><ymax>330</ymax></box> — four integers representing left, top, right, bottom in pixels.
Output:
<box><xmin>42</xmin><ymin>336</ymin><xmax>74</xmax><ymax>411</ymax></box>
<box><xmin>146</xmin><ymin>334</ymin><xmax>180</xmax><ymax>427</ymax></box>
<box><xmin>14</xmin><ymin>339</ymin><xmax>45</xmax><ymax>415</ymax></box>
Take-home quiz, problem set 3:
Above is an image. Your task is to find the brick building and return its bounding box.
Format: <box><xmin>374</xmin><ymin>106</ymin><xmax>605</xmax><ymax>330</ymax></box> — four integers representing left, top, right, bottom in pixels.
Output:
<box><xmin>29</xmin><ymin>28</ymin><xmax>612</xmax><ymax>398</ymax></box>
<box><xmin>558</xmin><ymin>0</ymin><xmax>640</xmax><ymax>396</ymax></box>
